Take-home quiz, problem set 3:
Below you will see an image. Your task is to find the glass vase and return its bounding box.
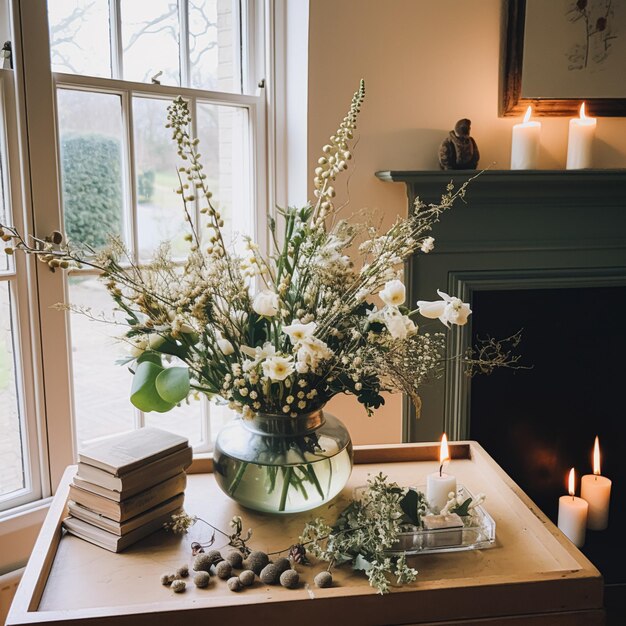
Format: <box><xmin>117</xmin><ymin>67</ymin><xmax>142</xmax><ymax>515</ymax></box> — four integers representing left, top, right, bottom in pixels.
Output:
<box><xmin>213</xmin><ymin>407</ymin><xmax>353</xmax><ymax>514</ymax></box>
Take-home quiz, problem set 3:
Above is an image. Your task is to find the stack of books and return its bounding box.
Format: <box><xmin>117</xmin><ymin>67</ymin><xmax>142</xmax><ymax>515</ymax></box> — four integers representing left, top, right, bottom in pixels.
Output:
<box><xmin>63</xmin><ymin>427</ymin><xmax>192</xmax><ymax>552</ymax></box>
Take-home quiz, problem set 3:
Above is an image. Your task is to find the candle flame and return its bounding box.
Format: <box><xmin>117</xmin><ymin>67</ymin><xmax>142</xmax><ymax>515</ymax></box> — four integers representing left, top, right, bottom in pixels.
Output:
<box><xmin>523</xmin><ymin>105</ymin><xmax>532</xmax><ymax>124</ymax></box>
<box><xmin>440</xmin><ymin>433</ymin><xmax>450</xmax><ymax>465</ymax></box>
<box><xmin>568</xmin><ymin>467</ymin><xmax>576</xmax><ymax>497</ymax></box>
<box><xmin>580</xmin><ymin>102</ymin><xmax>587</xmax><ymax>119</ymax></box>
<box><xmin>593</xmin><ymin>436</ymin><xmax>601</xmax><ymax>475</ymax></box>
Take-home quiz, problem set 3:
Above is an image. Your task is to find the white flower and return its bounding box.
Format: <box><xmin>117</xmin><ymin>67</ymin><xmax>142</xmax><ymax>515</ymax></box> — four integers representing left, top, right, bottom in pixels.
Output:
<box><xmin>417</xmin><ymin>290</ymin><xmax>472</xmax><ymax>327</ymax></box>
<box><xmin>379</xmin><ymin>280</ymin><xmax>406</xmax><ymax>307</ymax></box>
<box><xmin>296</xmin><ymin>337</ymin><xmax>333</xmax><ymax>372</ymax></box>
<box><xmin>217</xmin><ymin>338</ymin><xmax>234</xmax><ymax>355</ymax></box>
<box><xmin>382</xmin><ymin>306</ymin><xmax>417</xmax><ymax>340</ymax></box>
<box><xmin>420</xmin><ymin>237</ymin><xmax>435</xmax><ymax>253</ymax></box>
<box><xmin>262</xmin><ymin>355</ymin><xmax>295</xmax><ymax>381</ymax></box>
<box><xmin>241</xmin><ymin>341</ymin><xmax>276</xmax><ymax>360</ymax></box>
<box><xmin>252</xmin><ymin>290</ymin><xmax>279</xmax><ymax>317</ymax></box>
<box><xmin>282</xmin><ymin>321</ymin><xmax>317</xmax><ymax>343</ymax></box>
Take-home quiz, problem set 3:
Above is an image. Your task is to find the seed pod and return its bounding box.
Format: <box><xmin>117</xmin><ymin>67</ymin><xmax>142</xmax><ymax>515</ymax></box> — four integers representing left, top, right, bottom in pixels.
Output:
<box><xmin>225</xmin><ymin>550</ymin><xmax>244</xmax><ymax>569</ymax></box>
<box><xmin>215</xmin><ymin>560</ymin><xmax>232</xmax><ymax>580</ymax></box>
<box><xmin>272</xmin><ymin>557</ymin><xmax>291</xmax><ymax>575</ymax></box>
<box><xmin>171</xmin><ymin>580</ymin><xmax>186</xmax><ymax>593</ymax></box>
<box><xmin>238</xmin><ymin>570</ymin><xmax>255</xmax><ymax>587</ymax></box>
<box><xmin>176</xmin><ymin>565</ymin><xmax>189</xmax><ymax>578</ymax></box>
<box><xmin>279</xmin><ymin>569</ymin><xmax>299</xmax><ymax>589</ymax></box>
<box><xmin>227</xmin><ymin>576</ymin><xmax>243</xmax><ymax>592</ymax></box>
<box><xmin>193</xmin><ymin>572</ymin><xmax>210</xmax><ymax>588</ymax></box>
<box><xmin>259</xmin><ymin>564</ymin><xmax>280</xmax><ymax>585</ymax></box>
<box><xmin>314</xmin><ymin>571</ymin><xmax>333</xmax><ymax>588</ymax></box>
<box><xmin>160</xmin><ymin>573</ymin><xmax>175</xmax><ymax>586</ymax></box>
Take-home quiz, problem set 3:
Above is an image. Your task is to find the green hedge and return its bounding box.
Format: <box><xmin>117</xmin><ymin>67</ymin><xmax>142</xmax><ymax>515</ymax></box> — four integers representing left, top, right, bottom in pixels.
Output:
<box><xmin>61</xmin><ymin>134</ymin><xmax>122</xmax><ymax>249</ymax></box>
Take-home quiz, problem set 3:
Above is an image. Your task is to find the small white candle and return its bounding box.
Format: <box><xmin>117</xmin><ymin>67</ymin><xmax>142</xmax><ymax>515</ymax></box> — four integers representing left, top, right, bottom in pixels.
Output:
<box><xmin>558</xmin><ymin>467</ymin><xmax>588</xmax><ymax>547</ymax></box>
<box><xmin>426</xmin><ymin>433</ymin><xmax>457</xmax><ymax>513</ymax></box>
<box><xmin>511</xmin><ymin>105</ymin><xmax>541</xmax><ymax>169</ymax></box>
<box><xmin>581</xmin><ymin>436</ymin><xmax>612</xmax><ymax>530</ymax></box>
<box><xmin>566</xmin><ymin>102</ymin><xmax>596</xmax><ymax>169</ymax></box>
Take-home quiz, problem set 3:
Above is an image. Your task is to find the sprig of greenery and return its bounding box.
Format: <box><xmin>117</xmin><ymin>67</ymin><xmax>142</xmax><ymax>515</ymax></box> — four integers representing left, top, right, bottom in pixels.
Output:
<box><xmin>300</xmin><ymin>473</ymin><xmax>418</xmax><ymax>594</ymax></box>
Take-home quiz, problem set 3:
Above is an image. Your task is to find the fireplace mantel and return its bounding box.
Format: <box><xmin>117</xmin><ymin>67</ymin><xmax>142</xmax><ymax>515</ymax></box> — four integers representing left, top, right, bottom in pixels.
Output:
<box><xmin>376</xmin><ymin>169</ymin><xmax>626</xmax><ymax>442</ymax></box>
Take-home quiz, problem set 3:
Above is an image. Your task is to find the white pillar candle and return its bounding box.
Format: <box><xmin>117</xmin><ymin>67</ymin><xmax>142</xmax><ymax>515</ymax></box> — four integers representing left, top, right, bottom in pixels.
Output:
<box><xmin>511</xmin><ymin>105</ymin><xmax>541</xmax><ymax>169</ymax></box>
<box><xmin>566</xmin><ymin>102</ymin><xmax>596</xmax><ymax>169</ymax></box>
<box><xmin>558</xmin><ymin>468</ymin><xmax>588</xmax><ymax>547</ymax></box>
<box><xmin>581</xmin><ymin>436</ymin><xmax>612</xmax><ymax>530</ymax></box>
<box><xmin>426</xmin><ymin>433</ymin><xmax>457</xmax><ymax>513</ymax></box>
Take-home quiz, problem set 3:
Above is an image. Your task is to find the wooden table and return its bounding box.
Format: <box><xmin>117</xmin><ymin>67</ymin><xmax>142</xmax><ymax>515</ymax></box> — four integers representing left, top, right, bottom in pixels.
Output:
<box><xmin>7</xmin><ymin>442</ymin><xmax>604</xmax><ymax>626</ymax></box>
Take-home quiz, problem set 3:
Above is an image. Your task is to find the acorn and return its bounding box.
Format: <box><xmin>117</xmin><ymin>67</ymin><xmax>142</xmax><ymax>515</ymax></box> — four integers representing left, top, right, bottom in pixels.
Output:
<box><xmin>259</xmin><ymin>564</ymin><xmax>280</xmax><ymax>585</ymax></box>
<box><xmin>242</xmin><ymin>550</ymin><xmax>269</xmax><ymax>575</ymax></box>
<box><xmin>280</xmin><ymin>569</ymin><xmax>300</xmax><ymax>589</ymax></box>
<box><xmin>225</xmin><ymin>550</ymin><xmax>244</xmax><ymax>569</ymax></box>
<box><xmin>238</xmin><ymin>570</ymin><xmax>255</xmax><ymax>587</ymax></box>
<box><xmin>176</xmin><ymin>565</ymin><xmax>189</xmax><ymax>578</ymax></box>
<box><xmin>314</xmin><ymin>571</ymin><xmax>333</xmax><ymax>588</ymax></box>
<box><xmin>193</xmin><ymin>572</ymin><xmax>211</xmax><ymax>588</ymax></box>
<box><xmin>160</xmin><ymin>573</ymin><xmax>175</xmax><ymax>586</ymax></box>
<box><xmin>227</xmin><ymin>576</ymin><xmax>243</xmax><ymax>592</ymax></box>
<box><xmin>215</xmin><ymin>560</ymin><xmax>233</xmax><ymax>580</ymax></box>
<box><xmin>272</xmin><ymin>557</ymin><xmax>291</xmax><ymax>574</ymax></box>
<box><xmin>171</xmin><ymin>580</ymin><xmax>186</xmax><ymax>593</ymax></box>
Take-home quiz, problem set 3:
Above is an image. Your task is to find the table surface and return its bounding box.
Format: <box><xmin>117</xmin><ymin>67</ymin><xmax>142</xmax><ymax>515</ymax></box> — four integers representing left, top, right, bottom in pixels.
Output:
<box><xmin>8</xmin><ymin>442</ymin><xmax>604</xmax><ymax>626</ymax></box>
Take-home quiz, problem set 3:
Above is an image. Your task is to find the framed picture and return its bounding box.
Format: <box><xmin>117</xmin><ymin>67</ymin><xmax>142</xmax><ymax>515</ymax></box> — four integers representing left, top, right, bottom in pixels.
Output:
<box><xmin>501</xmin><ymin>0</ymin><xmax>626</xmax><ymax>116</ymax></box>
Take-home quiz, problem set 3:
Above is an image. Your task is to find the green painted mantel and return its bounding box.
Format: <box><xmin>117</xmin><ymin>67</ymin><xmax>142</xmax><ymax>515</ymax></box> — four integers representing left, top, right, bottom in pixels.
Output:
<box><xmin>376</xmin><ymin>169</ymin><xmax>626</xmax><ymax>442</ymax></box>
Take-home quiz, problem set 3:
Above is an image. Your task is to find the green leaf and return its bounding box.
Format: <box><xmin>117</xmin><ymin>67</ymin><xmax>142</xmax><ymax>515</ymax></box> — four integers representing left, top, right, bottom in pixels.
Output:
<box><xmin>400</xmin><ymin>489</ymin><xmax>421</xmax><ymax>526</ymax></box>
<box><xmin>130</xmin><ymin>361</ymin><xmax>175</xmax><ymax>413</ymax></box>
<box><xmin>155</xmin><ymin>367</ymin><xmax>190</xmax><ymax>404</ymax></box>
<box><xmin>137</xmin><ymin>351</ymin><xmax>162</xmax><ymax>365</ymax></box>
<box><xmin>451</xmin><ymin>497</ymin><xmax>473</xmax><ymax>517</ymax></box>
<box><xmin>353</xmin><ymin>554</ymin><xmax>373</xmax><ymax>572</ymax></box>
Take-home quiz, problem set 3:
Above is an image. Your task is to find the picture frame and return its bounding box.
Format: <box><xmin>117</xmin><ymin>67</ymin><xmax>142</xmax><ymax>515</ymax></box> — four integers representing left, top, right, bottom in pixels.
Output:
<box><xmin>501</xmin><ymin>0</ymin><xmax>626</xmax><ymax>117</ymax></box>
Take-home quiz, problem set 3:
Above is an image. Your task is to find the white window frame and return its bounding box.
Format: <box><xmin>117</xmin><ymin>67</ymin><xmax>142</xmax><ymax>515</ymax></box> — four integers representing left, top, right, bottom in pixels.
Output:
<box><xmin>0</xmin><ymin>0</ymin><xmax>274</xmax><ymax>570</ymax></box>
<box><xmin>50</xmin><ymin>1</ymin><xmax>268</xmax><ymax>455</ymax></box>
<box><xmin>0</xmin><ymin>70</ymin><xmax>48</xmax><ymax>513</ymax></box>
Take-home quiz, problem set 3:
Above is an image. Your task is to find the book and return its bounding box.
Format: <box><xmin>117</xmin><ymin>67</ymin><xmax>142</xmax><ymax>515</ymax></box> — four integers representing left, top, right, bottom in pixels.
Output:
<box><xmin>76</xmin><ymin>445</ymin><xmax>192</xmax><ymax>493</ymax></box>
<box><xmin>67</xmin><ymin>493</ymin><xmax>184</xmax><ymax>536</ymax></box>
<box><xmin>63</xmin><ymin>507</ymin><xmax>181</xmax><ymax>552</ymax></box>
<box><xmin>78</xmin><ymin>427</ymin><xmax>188</xmax><ymax>476</ymax></box>
<box><xmin>72</xmin><ymin>463</ymin><xmax>186</xmax><ymax>501</ymax></box>
<box><xmin>69</xmin><ymin>472</ymin><xmax>186</xmax><ymax>521</ymax></box>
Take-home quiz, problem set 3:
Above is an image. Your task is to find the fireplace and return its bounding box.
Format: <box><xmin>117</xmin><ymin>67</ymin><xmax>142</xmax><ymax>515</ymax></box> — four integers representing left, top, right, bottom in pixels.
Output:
<box><xmin>377</xmin><ymin>168</ymin><xmax>626</xmax><ymax>620</ymax></box>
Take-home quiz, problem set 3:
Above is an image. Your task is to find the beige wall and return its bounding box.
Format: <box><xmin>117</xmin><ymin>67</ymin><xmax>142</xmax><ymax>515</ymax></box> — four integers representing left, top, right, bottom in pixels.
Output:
<box><xmin>308</xmin><ymin>0</ymin><xmax>626</xmax><ymax>445</ymax></box>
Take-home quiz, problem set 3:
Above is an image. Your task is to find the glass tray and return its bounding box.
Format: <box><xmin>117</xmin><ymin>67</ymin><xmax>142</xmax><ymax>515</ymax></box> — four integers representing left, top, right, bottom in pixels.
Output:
<box><xmin>355</xmin><ymin>484</ymin><xmax>496</xmax><ymax>556</ymax></box>
<box><xmin>389</xmin><ymin>484</ymin><xmax>495</xmax><ymax>555</ymax></box>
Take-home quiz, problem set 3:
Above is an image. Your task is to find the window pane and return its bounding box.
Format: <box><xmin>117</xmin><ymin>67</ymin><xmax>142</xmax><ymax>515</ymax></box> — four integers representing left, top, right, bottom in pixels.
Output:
<box><xmin>189</xmin><ymin>0</ymin><xmax>241</xmax><ymax>93</ymax></box>
<box><xmin>0</xmin><ymin>129</ymin><xmax>9</xmax><ymax>273</ymax></box>
<box><xmin>196</xmin><ymin>103</ymin><xmax>251</xmax><ymax>247</ymax></box>
<box><xmin>133</xmin><ymin>97</ymin><xmax>190</xmax><ymax>259</ymax></box>
<box><xmin>48</xmin><ymin>0</ymin><xmax>111</xmax><ymax>78</ymax></box>
<box><xmin>0</xmin><ymin>282</ymin><xmax>26</xmax><ymax>497</ymax></box>
<box><xmin>57</xmin><ymin>89</ymin><xmax>126</xmax><ymax>250</ymax></box>
<box><xmin>121</xmin><ymin>0</ymin><xmax>180</xmax><ymax>85</ymax></box>
<box><xmin>145</xmin><ymin>398</ymin><xmax>203</xmax><ymax>446</ymax></box>
<box><xmin>68</xmin><ymin>276</ymin><xmax>137</xmax><ymax>447</ymax></box>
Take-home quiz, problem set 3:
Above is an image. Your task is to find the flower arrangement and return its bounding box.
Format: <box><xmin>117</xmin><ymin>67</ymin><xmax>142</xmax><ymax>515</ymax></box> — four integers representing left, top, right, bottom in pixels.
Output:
<box><xmin>0</xmin><ymin>80</ymin><xmax>520</xmax><ymax>511</ymax></box>
<box><xmin>0</xmin><ymin>80</ymin><xmax>487</xmax><ymax>418</ymax></box>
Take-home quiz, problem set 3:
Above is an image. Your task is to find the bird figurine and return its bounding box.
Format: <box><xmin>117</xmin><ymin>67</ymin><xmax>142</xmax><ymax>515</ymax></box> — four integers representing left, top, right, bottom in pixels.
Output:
<box><xmin>438</xmin><ymin>118</ymin><xmax>480</xmax><ymax>170</ymax></box>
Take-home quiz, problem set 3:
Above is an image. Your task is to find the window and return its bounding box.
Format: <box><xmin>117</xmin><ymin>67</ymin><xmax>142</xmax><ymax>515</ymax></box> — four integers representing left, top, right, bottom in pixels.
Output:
<box><xmin>0</xmin><ymin>71</ymin><xmax>45</xmax><ymax>512</ymax></box>
<box><xmin>46</xmin><ymin>0</ymin><xmax>266</xmax><ymax>453</ymax></box>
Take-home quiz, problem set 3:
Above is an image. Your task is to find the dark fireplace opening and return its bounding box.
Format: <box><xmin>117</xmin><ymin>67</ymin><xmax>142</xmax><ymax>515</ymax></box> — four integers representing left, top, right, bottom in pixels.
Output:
<box><xmin>470</xmin><ymin>285</ymin><xmax>626</xmax><ymax>587</ymax></box>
